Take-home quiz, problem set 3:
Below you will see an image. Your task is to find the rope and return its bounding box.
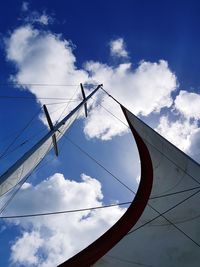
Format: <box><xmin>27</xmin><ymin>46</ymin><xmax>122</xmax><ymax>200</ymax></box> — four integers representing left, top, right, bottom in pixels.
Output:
<box><xmin>0</xmin><ymin>201</ymin><xmax>130</xmax><ymax>219</ymax></box>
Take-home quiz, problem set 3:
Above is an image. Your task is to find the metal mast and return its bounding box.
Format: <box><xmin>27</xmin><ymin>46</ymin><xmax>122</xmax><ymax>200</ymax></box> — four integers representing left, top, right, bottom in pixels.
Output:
<box><xmin>0</xmin><ymin>84</ymin><xmax>102</xmax><ymax>188</ymax></box>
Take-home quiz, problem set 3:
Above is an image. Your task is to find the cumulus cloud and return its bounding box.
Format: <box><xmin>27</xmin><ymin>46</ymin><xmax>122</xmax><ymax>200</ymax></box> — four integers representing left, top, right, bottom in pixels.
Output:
<box><xmin>4</xmin><ymin>173</ymin><xmax>126</xmax><ymax>267</ymax></box>
<box><xmin>84</xmin><ymin>60</ymin><xmax>177</xmax><ymax>139</ymax></box>
<box><xmin>174</xmin><ymin>90</ymin><xmax>200</xmax><ymax>120</ymax></box>
<box><xmin>83</xmin><ymin>93</ymin><xmax>128</xmax><ymax>140</ymax></box>
<box><xmin>5</xmin><ymin>25</ymin><xmax>88</xmax><ymax>124</ymax></box>
<box><xmin>110</xmin><ymin>38</ymin><xmax>128</xmax><ymax>58</ymax></box>
<box><xmin>154</xmin><ymin>90</ymin><xmax>200</xmax><ymax>162</ymax></box>
<box><xmin>188</xmin><ymin>128</ymin><xmax>200</xmax><ymax>162</ymax></box>
<box><xmin>5</xmin><ymin>24</ymin><xmax>177</xmax><ymax>141</ymax></box>
<box><xmin>3</xmin><ymin>11</ymin><xmax>200</xmax><ymax>267</ymax></box>
<box><xmin>156</xmin><ymin>116</ymin><xmax>198</xmax><ymax>152</ymax></box>
<box><xmin>11</xmin><ymin>231</ymin><xmax>44</xmax><ymax>266</ymax></box>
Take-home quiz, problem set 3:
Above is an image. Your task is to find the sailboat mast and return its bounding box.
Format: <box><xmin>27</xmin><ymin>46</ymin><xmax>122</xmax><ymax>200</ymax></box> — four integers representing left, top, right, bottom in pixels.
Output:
<box><xmin>0</xmin><ymin>84</ymin><xmax>102</xmax><ymax>186</ymax></box>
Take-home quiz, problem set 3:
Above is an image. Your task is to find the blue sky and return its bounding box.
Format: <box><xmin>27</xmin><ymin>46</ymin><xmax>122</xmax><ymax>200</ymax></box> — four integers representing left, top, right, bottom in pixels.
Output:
<box><xmin>0</xmin><ymin>1</ymin><xmax>200</xmax><ymax>266</ymax></box>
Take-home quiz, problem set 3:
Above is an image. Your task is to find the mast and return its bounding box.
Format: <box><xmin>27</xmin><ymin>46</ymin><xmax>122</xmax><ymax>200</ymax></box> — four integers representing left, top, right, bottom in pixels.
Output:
<box><xmin>0</xmin><ymin>84</ymin><xmax>102</xmax><ymax>194</ymax></box>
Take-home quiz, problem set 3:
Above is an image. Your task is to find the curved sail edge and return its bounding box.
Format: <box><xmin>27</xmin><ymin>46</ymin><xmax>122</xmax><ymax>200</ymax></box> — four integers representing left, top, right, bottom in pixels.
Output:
<box><xmin>93</xmin><ymin>106</ymin><xmax>200</xmax><ymax>267</ymax></box>
<box><xmin>58</xmin><ymin>105</ymin><xmax>154</xmax><ymax>267</ymax></box>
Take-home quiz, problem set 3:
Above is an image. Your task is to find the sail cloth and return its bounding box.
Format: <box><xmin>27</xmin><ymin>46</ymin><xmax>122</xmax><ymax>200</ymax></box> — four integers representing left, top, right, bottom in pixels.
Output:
<box><xmin>0</xmin><ymin>83</ymin><xmax>102</xmax><ymax>201</ymax></box>
<box><xmin>60</xmin><ymin>105</ymin><xmax>200</xmax><ymax>267</ymax></box>
<box><xmin>0</xmin><ymin>109</ymin><xmax>80</xmax><ymax>197</ymax></box>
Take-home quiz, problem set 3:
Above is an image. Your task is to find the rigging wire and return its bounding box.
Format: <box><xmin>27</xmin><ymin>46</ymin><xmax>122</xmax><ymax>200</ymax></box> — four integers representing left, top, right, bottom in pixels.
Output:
<box><xmin>126</xmin><ymin>188</ymin><xmax>200</xmax><ymax>236</ymax></box>
<box><xmin>147</xmin><ymin>198</ymin><xmax>200</xmax><ymax>248</ymax></box>
<box><xmin>0</xmin><ymin>107</ymin><xmax>43</xmax><ymax>159</ymax></box>
<box><xmin>0</xmin><ymin>102</ymin><xmax>72</xmax><ymax>143</ymax></box>
<box><xmin>45</xmin><ymin>101</ymin><xmax>79</xmax><ymax>105</ymax></box>
<box><xmin>93</xmin><ymin>87</ymin><xmax>200</xmax><ymax>248</ymax></box>
<box><xmin>57</xmin><ymin>85</ymin><xmax>80</xmax><ymax>122</ymax></box>
<box><xmin>0</xmin><ymin>95</ymin><xmax>80</xmax><ymax>101</ymax></box>
<box><xmin>0</xmin><ymin>82</ymin><xmax>99</xmax><ymax>88</ymax></box>
<box><xmin>1</xmin><ymin>122</ymin><xmax>200</xmax><ymax>249</ymax></box>
<box><xmin>99</xmin><ymin>87</ymin><xmax>200</xmax><ymax>186</ymax></box>
<box><xmin>1</xmin><ymin>86</ymin><xmax>200</xmax><ymax>249</ymax></box>
<box><xmin>0</xmin><ymin>201</ymin><xmax>131</xmax><ymax>219</ymax></box>
<box><xmin>0</xmin><ymin>136</ymin><xmax>66</xmax><ymax>213</ymax></box>
<box><xmin>91</xmin><ymin>93</ymin><xmax>200</xmax><ymax>197</ymax></box>
<box><xmin>0</xmin><ymin>89</ymin><xmax>133</xmax><ymax>217</ymax></box>
<box><xmin>0</xmin><ymin>99</ymin><xmax>74</xmax><ymax>211</ymax></box>
<box><xmin>0</xmin><ymin>102</ymin><xmax>70</xmax><ymax>160</ymax></box>
<box><xmin>60</xmin><ymin>131</ymin><xmax>200</xmax><ymax>247</ymax></box>
<box><xmin>0</xmin><ymin>85</ymin><xmax>93</xmax><ymax>214</ymax></box>
<box><xmin>62</xmin><ymin>134</ymin><xmax>136</xmax><ymax>195</ymax></box>
<box><xmin>0</xmin><ymin>83</ymin><xmax>81</xmax><ymax>160</ymax></box>
<box><xmin>0</xmin><ymin>83</ymin><xmax>79</xmax><ymax>87</ymax></box>
<box><xmin>0</xmin><ymin>85</ymin><xmax>83</xmax><ymax>214</ymax></box>
<box><xmin>2</xmin><ymin>186</ymin><xmax>200</xmax><ymax>219</ymax></box>
<box><xmin>105</xmin><ymin>254</ymin><xmax>155</xmax><ymax>267</ymax></box>
<box><xmin>150</xmin><ymin>186</ymin><xmax>200</xmax><ymax>199</ymax></box>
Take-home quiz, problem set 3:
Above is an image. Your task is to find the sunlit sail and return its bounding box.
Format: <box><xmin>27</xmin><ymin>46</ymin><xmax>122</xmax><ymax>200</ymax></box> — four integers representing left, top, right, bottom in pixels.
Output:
<box><xmin>61</xmin><ymin>101</ymin><xmax>200</xmax><ymax>267</ymax></box>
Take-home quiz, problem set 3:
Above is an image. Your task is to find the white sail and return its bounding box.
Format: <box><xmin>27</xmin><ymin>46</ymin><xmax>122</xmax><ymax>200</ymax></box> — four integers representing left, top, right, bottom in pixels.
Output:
<box><xmin>61</xmin><ymin>105</ymin><xmax>200</xmax><ymax>267</ymax></box>
<box><xmin>0</xmin><ymin>84</ymin><xmax>102</xmax><ymax>198</ymax></box>
<box><xmin>0</xmin><ymin>109</ymin><xmax>79</xmax><ymax>197</ymax></box>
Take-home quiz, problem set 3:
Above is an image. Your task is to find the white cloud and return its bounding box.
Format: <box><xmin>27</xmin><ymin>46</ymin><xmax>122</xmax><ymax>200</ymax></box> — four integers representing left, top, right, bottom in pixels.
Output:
<box><xmin>174</xmin><ymin>90</ymin><xmax>200</xmax><ymax>120</ymax></box>
<box><xmin>84</xmin><ymin>93</ymin><xmax>128</xmax><ymax>140</ymax></box>
<box><xmin>155</xmin><ymin>90</ymin><xmax>200</xmax><ymax>162</ymax></box>
<box><xmin>21</xmin><ymin>182</ymin><xmax>32</xmax><ymax>190</ymax></box>
<box><xmin>11</xmin><ymin>231</ymin><xmax>44</xmax><ymax>266</ymax></box>
<box><xmin>22</xmin><ymin>2</ymin><xmax>29</xmax><ymax>12</ymax></box>
<box><xmin>36</xmin><ymin>14</ymin><xmax>50</xmax><ymax>26</ymax></box>
<box><xmin>3</xmin><ymin>15</ymin><xmax>200</xmax><ymax>267</ymax></box>
<box><xmin>24</xmin><ymin>11</ymin><xmax>53</xmax><ymax>26</ymax></box>
<box><xmin>6</xmin><ymin>25</ymin><xmax>88</xmax><ymax>124</ymax></box>
<box><xmin>188</xmin><ymin>128</ymin><xmax>200</xmax><ymax>162</ymax></box>
<box><xmin>6</xmin><ymin>25</ymin><xmax>177</xmax><ymax>141</ymax></box>
<box><xmin>21</xmin><ymin>4</ymin><xmax>53</xmax><ymax>26</ymax></box>
<box><xmin>110</xmin><ymin>38</ymin><xmax>128</xmax><ymax>58</ymax></box>
<box><xmin>156</xmin><ymin>115</ymin><xmax>199</xmax><ymax>154</ymax></box>
<box><xmin>4</xmin><ymin>173</ymin><xmax>126</xmax><ymax>267</ymax></box>
<box><xmin>84</xmin><ymin>60</ymin><xmax>177</xmax><ymax>140</ymax></box>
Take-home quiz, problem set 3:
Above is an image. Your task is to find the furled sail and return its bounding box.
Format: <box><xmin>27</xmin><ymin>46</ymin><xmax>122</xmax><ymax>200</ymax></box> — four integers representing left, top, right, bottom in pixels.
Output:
<box><xmin>61</xmin><ymin>105</ymin><xmax>200</xmax><ymax>267</ymax></box>
<box><xmin>0</xmin><ymin>84</ymin><xmax>102</xmax><ymax>197</ymax></box>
